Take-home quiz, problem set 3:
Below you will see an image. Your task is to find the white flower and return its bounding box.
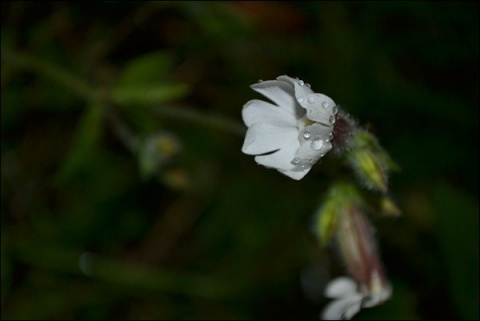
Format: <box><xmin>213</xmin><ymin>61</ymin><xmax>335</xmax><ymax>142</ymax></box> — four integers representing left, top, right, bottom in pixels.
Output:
<box><xmin>321</xmin><ymin>276</ymin><xmax>392</xmax><ymax>320</ymax></box>
<box><xmin>241</xmin><ymin>75</ymin><xmax>338</xmax><ymax>180</ymax></box>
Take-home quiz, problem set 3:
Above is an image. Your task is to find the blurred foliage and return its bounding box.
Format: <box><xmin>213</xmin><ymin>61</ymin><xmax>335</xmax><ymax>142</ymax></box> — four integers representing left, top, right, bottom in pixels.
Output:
<box><xmin>1</xmin><ymin>1</ymin><xmax>478</xmax><ymax>320</ymax></box>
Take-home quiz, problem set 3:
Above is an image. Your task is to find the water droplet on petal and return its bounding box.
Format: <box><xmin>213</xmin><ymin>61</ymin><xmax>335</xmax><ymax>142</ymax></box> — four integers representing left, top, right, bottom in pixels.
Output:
<box><xmin>328</xmin><ymin>132</ymin><xmax>334</xmax><ymax>140</ymax></box>
<box><xmin>306</xmin><ymin>83</ymin><xmax>311</xmax><ymax>88</ymax></box>
<box><xmin>257</xmin><ymin>79</ymin><xmax>263</xmax><ymax>83</ymax></box>
<box><xmin>303</xmin><ymin>130</ymin><xmax>311</xmax><ymax>139</ymax></box>
<box><xmin>329</xmin><ymin>115</ymin><xmax>336</xmax><ymax>124</ymax></box>
<box><xmin>333</xmin><ymin>106</ymin><xmax>338</xmax><ymax>114</ymax></box>
<box><xmin>311</xmin><ymin>138</ymin><xmax>324</xmax><ymax>151</ymax></box>
<box><xmin>298</xmin><ymin>97</ymin><xmax>304</xmax><ymax>103</ymax></box>
<box><xmin>308</xmin><ymin>95</ymin><xmax>316</xmax><ymax>104</ymax></box>
<box><xmin>298</xmin><ymin>80</ymin><xmax>304</xmax><ymax>86</ymax></box>
<box><xmin>291</xmin><ymin>157</ymin><xmax>301</xmax><ymax>165</ymax></box>
<box><xmin>322</xmin><ymin>101</ymin><xmax>329</xmax><ymax>108</ymax></box>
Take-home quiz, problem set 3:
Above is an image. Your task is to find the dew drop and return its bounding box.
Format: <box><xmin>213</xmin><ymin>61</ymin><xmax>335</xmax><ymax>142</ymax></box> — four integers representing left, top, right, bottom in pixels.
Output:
<box><xmin>333</xmin><ymin>106</ymin><xmax>338</xmax><ymax>114</ymax></box>
<box><xmin>298</xmin><ymin>80</ymin><xmax>305</xmax><ymax>86</ymax></box>
<box><xmin>298</xmin><ymin>97</ymin><xmax>304</xmax><ymax>103</ymax></box>
<box><xmin>257</xmin><ymin>79</ymin><xmax>263</xmax><ymax>83</ymax></box>
<box><xmin>303</xmin><ymin>130</ymin><xmax>311</xmax><ymax>139</ymax></box>
<box><xmin>291</xmin><ymin>157</ymin><xmax>301</xmax><ymax>165</ymax></box>
<box><xmin>322</xmin><ymin>101</ymin><xmax>329</xmax><ymax>109</ymax></box>
<box><xmin>311</xmin><ymin>138</ymin><xmax>324</xmax><ymax>151</ymax></box>
<box><xmin>329</xmin><ymin>115</ymin><xmax>336</xmax><ymax>124</ymax></box>
<box><xmin>306</xmin><ymin>83</ymin><xmax>311</xmax><ymax>88</ymax></box>
<box><xmin>308</xmin><ymin>95</ymin><xmax>316</xmax><ymax>104</ymax></box>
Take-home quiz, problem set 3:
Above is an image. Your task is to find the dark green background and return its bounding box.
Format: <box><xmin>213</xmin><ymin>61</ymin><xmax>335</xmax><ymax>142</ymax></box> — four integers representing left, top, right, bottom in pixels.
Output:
<box><xmin>2</xmin><ymin>1</ymin><xmax>478</xmax><ymax>320</ymax></box>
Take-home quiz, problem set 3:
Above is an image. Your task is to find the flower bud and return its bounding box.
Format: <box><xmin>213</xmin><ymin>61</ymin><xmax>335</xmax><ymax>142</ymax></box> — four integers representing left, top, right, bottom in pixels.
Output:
<box><xmin>348</xmin><ymin>130</ymin><xmax>393</xmax><ymax>193</ymax></box>
<box><xmin>138</xmin><ymin>132</ymin><xmax>181</xmax><ymax>179</ymax></box>
<box><xmin>378</xmin><ymin>195</ymin><xmax>401</xmax><ymax>217</ymax></box>
<box><xmin>336</xmin><ymin>204</ymin><xmax>389</xmax><ymax>293</ymax></box>
<box><xmin>314</xmin><ymin>182</ymin><xmax>362</xmax><ymax>247</ymax></box>
<box><xmin>318</xmin><ymin>183</ymin><xmax>392</xmax><ymax>320</ymax></box>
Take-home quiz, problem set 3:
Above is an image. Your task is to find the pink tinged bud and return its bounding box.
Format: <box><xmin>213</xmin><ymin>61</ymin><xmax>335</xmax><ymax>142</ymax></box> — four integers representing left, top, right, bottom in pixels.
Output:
<box><xmin>336</xmin><ymin>205</ymin><xmax>389</xmax><ymax>295</ymax></box>
<box><xmin>320</xmin><ymin>184</ymin><xmax>392</xmax><ymax>319</ymax></box>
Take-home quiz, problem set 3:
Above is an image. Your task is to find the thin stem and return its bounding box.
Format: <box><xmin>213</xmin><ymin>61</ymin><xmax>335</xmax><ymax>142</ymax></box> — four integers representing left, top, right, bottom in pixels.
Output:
<box><xmin>11</xmin><ymin>236</ymin><xmax>245</xmax><ymax>300</ymax></box>
<box><xmin>103</xmin><ymin>104</ymin><xmax>140</xmax><ymax>153</ymax></box>
<box><xmin>151</xmin><ymin>105</ymin><xmax>246</xmax><ymax>137</ymax></box>
<box><xmin>2</xmin><ymin>48</ymin><xmax>95</xmax><ymax>100</ymax></box>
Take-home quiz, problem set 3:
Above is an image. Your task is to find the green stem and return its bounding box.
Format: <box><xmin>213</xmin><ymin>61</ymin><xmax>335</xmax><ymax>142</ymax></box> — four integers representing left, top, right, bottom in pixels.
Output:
<box><xmin>2</xmin><ymin>48</ymin><xmax>95</xmax><ymax>100</ymax></box>
<box><xmin>103</xmin><ymin>104</ymin><xmax>140</xmax><ymax>153</ymax></box>
<box><xmin>11</xmin><ymin>237</ymin><xmax>244</xmax><ymax>300</ymax></box>
<box><xmin>152</xmin><ymin>105</ymin><xmax>246</xmax><ymax>137</ymax></box>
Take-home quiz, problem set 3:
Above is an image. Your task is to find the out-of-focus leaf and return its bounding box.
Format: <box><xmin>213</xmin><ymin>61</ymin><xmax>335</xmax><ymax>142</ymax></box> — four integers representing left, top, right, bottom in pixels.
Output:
<box><xmin>54</xmin><ymin>102</ymin><xmax>103</xmax><ymax>183</ymax></box>
<box><xmin>11</xmin><ymin>238</ymin><xmax>241</xmax><ymax>300</ymax></box>
<box><xmin>111</xmin><ymin>51</ymin><xmax>188</xmax><ymax>106</ymax></box>
<box><xmin>110</xmin><ymin>84</ymin><xmax>188</xmax><ymax>106</ymax></box>
<box><xmin>115</xmin><ymin>51</ymin><xmax>175</xmax><ymax>87</ymax></box>
<box><xmin>433</xmin><ymin>183</ymin><xmax>479</xmax><ymax>320</ymax></box>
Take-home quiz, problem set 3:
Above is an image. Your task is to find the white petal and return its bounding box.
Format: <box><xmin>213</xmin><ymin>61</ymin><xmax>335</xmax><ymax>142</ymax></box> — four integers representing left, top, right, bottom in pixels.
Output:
<box><xmin>276</xmin><ymin>75</ymin><xmax>315</xmax><ymax>104</ymax></box>
<box><xmin>296</xmin><ymin>139</ymin><xmax>332</xmax><ymax>162</ymax></box>
<box><xmin>254</xmin><ymin>137</ymin><xmax>300</xmax><ymax>171</ymax></box>
<box><xmin>300</xmin><ymin>123</ymin><xmax>333</xmax><ymax>143</ymax></box>
<box><xmin>242</xmin><ymin>99</ymin><xmax>297</xmax><ymax>128</ymax></box>
<box><xmin>343</xmin><ymin>300</ymin><xmax>363</xmax><ymax>320</ymax></box>
<box><xmin>279</xmin><ymin>168</ymin><xmax>311</xmax><ymax>180</ymax></box>
<box><xmin>242</xmin><ymin>123</ymin><xmax>298</xmax><ymax>155</ymax></box>
<box><xmin>292</xmin><ymin>91</ymin><xmax>336</xmax><ymax>125</ymax></box>
<box><xmin>324</xmin><ymin>277</ymin><xmax>358</xmax><ymax>298</ymax></box>
<box><xmin>321</xmin><ymin>297</ymin><xmax>362</xmax><ymax>320</ymax></box>
<box><xmin>362</xmin><ymin>284</ymin><xmax>392</xmax><ymax>308</ymax></box>
<box><xmin>305</xmin><ymin>94</ymin><xmax>337</xmax><ymax>125</ymax></box>
<box><xmin>250</xmin><ymin>80</ymin><xmax>303</xmax><ymax>119</ymax></box>
<box><xmin>276</xmin><ymin>75</ymin><xmax>337</xmax><ymax>125</ymax></box>
<box><xmin>295</xmin><ymin>123</ymin><xmax>333</xmax><ymax>167</ymax></box>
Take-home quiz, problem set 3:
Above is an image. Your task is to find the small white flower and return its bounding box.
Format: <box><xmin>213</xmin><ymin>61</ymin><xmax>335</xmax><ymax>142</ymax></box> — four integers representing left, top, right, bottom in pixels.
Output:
<box><xmin>241</xmin><ymin>75</ymin><xmax>338</xmax><ymax>180</ymax></box>
<box><xmin>321</xmin><ymin>276</ymin><xmax>392</xmax><ymax>320</ymax></box>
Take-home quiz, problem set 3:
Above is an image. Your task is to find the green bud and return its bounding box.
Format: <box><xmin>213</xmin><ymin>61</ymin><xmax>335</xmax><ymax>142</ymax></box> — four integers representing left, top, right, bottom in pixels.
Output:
<box><xmin>314</xmin><ymin>182</ymin><xmax>363</xmax><ymax>246</ymax></box>
<box><xmin>378</xmin><ymin>195</ymin><xmax>401</xmax><ymax>217</ymax></box>
<box><xmin>348</xmin><ymin>130</ymin><xmax>396</xmax><ymax>193</ymax></box>
<box><xmin>351</xmin><ymin>148</ymin><xmax>388</xmax><ymax>193</ymax></box>
<box><xmin>315</xmin><ymin>198</ymin><xmax>339</xmax><ymax>246</ymax></box>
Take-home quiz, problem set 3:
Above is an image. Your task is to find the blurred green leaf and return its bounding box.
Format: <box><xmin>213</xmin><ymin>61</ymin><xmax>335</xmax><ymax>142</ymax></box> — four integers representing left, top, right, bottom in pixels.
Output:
<box><xmin>55</xmin><ymin>102</ymin><xmax>103</xmax><ymax>183</ymax></box>
<box><xmin>11</xmin><ymin>237</ymin><xmax>242</xmax><ymax>300</ymax></box>
<box><xmin>115</xmin><ymin>51</ymin><xmax>175</xmax><ymax>87</ymax></box>
<box><xmin>110</xmin><ymin>84</ymin><xmax>188</xmax><ymax>106</ymax></box>
<box><xmin>111</xmin><ymin>51</ymin><xmax>188</xmax><ymax>106</ymax></box>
